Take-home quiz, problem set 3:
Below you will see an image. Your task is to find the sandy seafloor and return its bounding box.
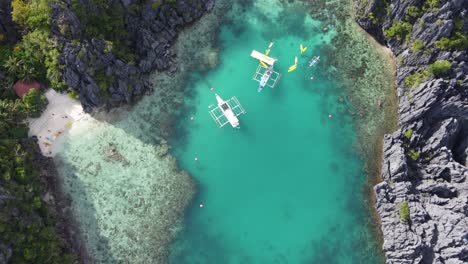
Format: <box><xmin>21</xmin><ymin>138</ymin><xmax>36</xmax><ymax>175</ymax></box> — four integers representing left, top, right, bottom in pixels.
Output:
<box><xmin>47</xmin><ymin>0</ymin><xmax>397</xmax><ymax>263</ymax></box>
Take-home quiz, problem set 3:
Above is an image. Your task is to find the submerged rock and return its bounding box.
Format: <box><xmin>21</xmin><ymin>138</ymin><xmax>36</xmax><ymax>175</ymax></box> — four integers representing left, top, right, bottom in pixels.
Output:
<box><xmin>104</xmin><ymin>143</ymin><xmax>130</xmax><ymax>165</ymax></box>
<box><xmin>356</xmin><ymin>0</ymin><xmax>468</xmax><ymax>263</ymax></box>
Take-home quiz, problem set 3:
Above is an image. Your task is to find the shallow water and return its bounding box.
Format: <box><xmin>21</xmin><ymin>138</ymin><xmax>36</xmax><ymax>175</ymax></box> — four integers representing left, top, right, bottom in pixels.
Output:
<box><xmin>169</xmin><ymin>1</ymin><xmax>384</xmax><ymax>263</ymax></box>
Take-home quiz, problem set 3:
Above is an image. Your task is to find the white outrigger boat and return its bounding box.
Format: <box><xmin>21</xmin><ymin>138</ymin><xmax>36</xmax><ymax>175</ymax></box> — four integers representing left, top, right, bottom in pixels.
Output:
<box><xmin>209</xmin><ymin>94</ymin><xmax>246</xmax><ymax>128</ymax></box>
<box><xmin>250</xmin><ymin>42</ymin><xmax>281</xmax><ymax>92</ymax></box>
<box><xmin>309</xmin><ymin>56</ymin><xmax>320</xmax><ymax>67</ymax></box>
<box><xmin>258</xmin><ymin>66</ymin><xmax>274</xmax><ymax>92</ymax></box>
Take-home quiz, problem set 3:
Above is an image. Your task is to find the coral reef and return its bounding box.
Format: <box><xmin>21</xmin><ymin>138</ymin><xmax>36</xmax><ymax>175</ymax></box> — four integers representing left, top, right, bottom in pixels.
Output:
<box><xmin>53</xmin><ymin>1</ymin><xmax>229</xmax><ymax>263</ymax></box>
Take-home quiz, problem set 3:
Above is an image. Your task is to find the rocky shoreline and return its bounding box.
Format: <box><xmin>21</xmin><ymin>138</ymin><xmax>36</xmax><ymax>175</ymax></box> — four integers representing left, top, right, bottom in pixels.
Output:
<box><xmin>1</xmin><ymin>0</ymin><xmax>216</xmax><ymax>262</ymax></box>
<box><xmin>356</xmin><ymin>0</ymin><xmax>468</xmax><ymax>263</ymax></box>
<box><xmin>23</xmin><ymin>137</ymin><xmax>92</xmax><ymax>262</ymax></box>
<box><xmin>53</xmin><ymin>0</ymin><xmax>214</xmax><ymax>112</ymax></box>
<box><xmin>48</xmin><ymin>1</ymin><xmax>229</xmax><ymax>262</ymax></box>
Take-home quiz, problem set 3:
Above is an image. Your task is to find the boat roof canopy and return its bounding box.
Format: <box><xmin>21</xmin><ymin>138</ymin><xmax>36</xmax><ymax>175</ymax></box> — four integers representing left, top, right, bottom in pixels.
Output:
<box><xmin>250</xmin><ymin>50</ymin><xmax>276</xmax><ymax>65</ymax></box>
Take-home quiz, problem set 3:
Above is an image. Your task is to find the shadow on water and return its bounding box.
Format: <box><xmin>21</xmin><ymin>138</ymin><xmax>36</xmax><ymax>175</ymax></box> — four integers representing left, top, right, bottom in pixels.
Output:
<box><xmin>54</xmin><ymin>155</ymin><xmax>117</xmax><ymax>264</ymax></box>
<box><xmin>303</xmin><ymin>212</ymin><xmax>383</xmax><ymax>264</ymax></box>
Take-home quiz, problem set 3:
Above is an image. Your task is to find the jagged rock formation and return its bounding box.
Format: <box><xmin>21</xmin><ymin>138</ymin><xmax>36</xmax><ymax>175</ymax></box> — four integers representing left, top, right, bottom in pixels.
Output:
<box><xmin>356</xmin><ymin>0</ymin><xmax>468</xmax><ymax>263</ymax></box>
<box><xmin>52</xmin><ymin>0</ymin><xmax>214</xmax><ymax>112</ymax></box>
<box><xmin>0</xmin><ymin>0</ymin><xmax>19</xmax><ymax>44</ymax></box>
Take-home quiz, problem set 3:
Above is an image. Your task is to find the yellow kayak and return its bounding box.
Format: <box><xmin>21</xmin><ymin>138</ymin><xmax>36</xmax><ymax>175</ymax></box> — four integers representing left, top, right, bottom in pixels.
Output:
<box><xmin>288</xmin><ymin>64</ymin><xmax>297</xmax><ymax>72</ymax></box>
<box><xmin>260</xmin><ymin>61</ymin><xmax>268</xmax><ymax>68</ymax></box>
<box><xmin>300</xmin><ymin>44</ymin><xmax>307</xmax><ymax>54</ymax></box>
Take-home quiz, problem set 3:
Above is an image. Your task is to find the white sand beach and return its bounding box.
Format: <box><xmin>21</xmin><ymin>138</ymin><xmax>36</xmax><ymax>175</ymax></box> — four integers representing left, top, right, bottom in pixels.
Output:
<box><xmin>28</xmin><ymin>89</ymin><xmax>91</xmax><ymax>157</ymax></box>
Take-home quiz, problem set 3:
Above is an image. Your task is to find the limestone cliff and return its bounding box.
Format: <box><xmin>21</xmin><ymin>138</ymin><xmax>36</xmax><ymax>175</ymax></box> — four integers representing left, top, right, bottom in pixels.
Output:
<box><xmin>356</xmin><ymin>0</ymin><xmax>468</xmax><ymax>263</ymax></box>
<box><xmin>0</xmin><ymin>0</ymin><xmax>19</xmax><ymax>44</ymax></box>
<box><xmin>52</xmin><ymin>0</ymin><xmax>214</xmax><ymax>112</ymax></box>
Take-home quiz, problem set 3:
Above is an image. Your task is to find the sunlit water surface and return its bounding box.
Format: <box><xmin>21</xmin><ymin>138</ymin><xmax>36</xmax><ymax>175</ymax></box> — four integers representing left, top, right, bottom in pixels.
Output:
<box><xmin>53</xmin><ymin>0</ymin><xmax>394</xmax><ymax>263</ymax></box>
<box><xmin>169</xmin><ymin>1</ymin><xmax>384</xmax><ymax>263</ymax></box>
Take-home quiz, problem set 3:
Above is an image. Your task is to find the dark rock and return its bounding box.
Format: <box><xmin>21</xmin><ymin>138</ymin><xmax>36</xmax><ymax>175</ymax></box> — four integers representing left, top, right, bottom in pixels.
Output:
<box><xmin>0</xmin><ymin>0</ymin><xmax>20</xmax><ymax>45</ymax></box>
<box><xmin>355</xmin><ymin>0</ymin><xmax>468</xmax><ymax>263</ymax></box>
<box><xmin>53</xmin><ymin>0</ymin><xmax>214</xmax><ymax>113</ymax></box>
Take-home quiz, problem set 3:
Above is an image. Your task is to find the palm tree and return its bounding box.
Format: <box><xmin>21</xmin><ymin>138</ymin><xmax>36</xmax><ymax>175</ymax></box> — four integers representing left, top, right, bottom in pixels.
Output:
<box><xmin>0</xmin><ymin>76</ymin><xmax>14</xmax><ymax>94</ymax></box>
<box><xmin>3</xmin><ymin>56</ymin><xmax>24</xmax><ymax>77</ymax></box>
<box><xmin>19</xmin><ymin>64</ymin><xmax>38</xmax><ymax>83</ymax></box>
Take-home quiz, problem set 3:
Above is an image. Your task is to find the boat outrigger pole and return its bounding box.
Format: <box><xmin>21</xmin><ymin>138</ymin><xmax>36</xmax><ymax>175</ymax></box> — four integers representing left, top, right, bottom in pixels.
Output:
<box><xmin>309</xmin><ymin>56</ymin><xmax>320</xmax><ymax>67</ymax></box>
<box><xmin>250</xmin><ymin>43</ymin><xmax>281</xmax><ymax>92</ymax></box>
<box><xmin>209</xmin><ymin>93</ymin><xmax>246</xmax><ymax>128</ymax></box>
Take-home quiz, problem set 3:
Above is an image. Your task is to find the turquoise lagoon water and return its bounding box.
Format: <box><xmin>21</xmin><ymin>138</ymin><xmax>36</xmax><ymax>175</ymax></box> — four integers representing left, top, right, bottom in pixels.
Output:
<box><xmin>169</xmin><ymin>2</ymin><xmax>383</xmax><ymax>263</ymax></box>
<box><xmin>53</xmin><ymin>0</ymin><xmax>392</xmax><ymax>263</ymax></box>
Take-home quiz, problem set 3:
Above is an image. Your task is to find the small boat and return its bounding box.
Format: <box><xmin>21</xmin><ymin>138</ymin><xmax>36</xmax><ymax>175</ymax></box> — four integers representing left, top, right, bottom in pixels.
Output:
<box><xmin>258</xmin><ymin>66</ymin><xmax>274</xmax><ymax>92</ymax></box>
<box><xmin>215</xmin><ymin>94</ymin><xmax>240</xmax><ymax>128</ymax></box>
<box><xmin>288</xmin><ymin>64</ymin><xmax>297</xmax><ymax>72</ymax></box>
<box><xmin>300</xmin><ymin>44</ymin><xmax>307</xmax><ymax>54</ymax></box>
<box><xmin>309</xmin><ymin>56</ymin><xmax>320</xmax><ymax>67</ymax></box>
<box><xmin>287</xmin><ymin>57</ymin><xmax>298</xmax><ymax>73</ymax></box>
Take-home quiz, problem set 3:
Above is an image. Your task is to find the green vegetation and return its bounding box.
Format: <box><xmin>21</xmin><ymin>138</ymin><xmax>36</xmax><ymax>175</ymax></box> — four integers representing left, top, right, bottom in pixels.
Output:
<box><xmin>7</xmin><ymin>0</ymin><xmax>67</xmax><ymax>92</ymax></box>
<box><xmin>367</xmin><ymin>12</ymin><xmax>379</xmax><ymax>25</ymax></box>
<box><xmin>0</xmin><ymin>85</ymin><xmax>74</xmax><ymax>262</ymax></box>
<box><xmin>410</xmin><ymin>40</ymin><xmax>425</xmax><ymax>53</ymax></box>
<box><xmin>67</xmin><ymin>89</ymin><xmax>80</xmax><ymax>100</ymax></box>
<box><xmin>404</xmin><ymin>60</ymin><xmax>452</xmax><ymax>89</ymax></box>
<box><xmin>360</xmin><ymin>0</ymin><xmax>389</xmax><ymax>23</ymax></box>
<box><xmin>408</xmin><ymin>149</ymin><xmax>420</xmax><ymax>161</ymax></box>
<box><xmin>22</xmin><ymin>31</ymin><xmax>67</xmax><ymax>91</ymax></box>
<box><xmin>92</xmin><ymin>69</ymin><xmax>115</xmax><ymax>97</ymax></box>
<box><xmin>384</xmin><ymin>21</ymin><xmax>413</xmax><ymax>41</ymax></box>
<box><xmin>399</xmin><ymin>202</ymin><xmax>411</xmax><ymax>222</ymax></box>
<box><xmin>0</xmin><ymin>1</ymin><xmax>77</xmax><ymax>262</ymax></box>
<box><xmin>11</xmin><ymin>0</ymin><xmax>51</xmax><ymax>30</ymax></box>
<box><xmin>405</xmin><ymin>70</ymin><xmax>431</xmax><ymax>89</ymax></box>
<box><xmin>454</xmin><ymin>18</ymin><xmax>465</xmax><ymax>30</ymax></box>
<box><xmin>428</xmin><ymin>60</ymin><xmax>452</xmax><ymax>76</ymax></box>
<box><xmin>405</xmin><ymin>6</ymin><xmax>422</xmax><ymax>21</ymax></box>
<box><xmin>71</xmin><ymin>0</ymin><xmax>137</xmax><ymax>63</ymax></box>
<box><xmin>404</xmin><ymin>129</ymin><xmax>413</xmax><ymax>139</ymax></box>
<box><xmin>424</xmin><ymin>48</ymin><xmax>432</xmax><ymax>55</ymax></box>
<box><xmin>434</xmin><ymin>32</ymin><xmax>468</xmax><ymax>50</ymax></box>
<box><xmin>22</xmin><ymin>88</ymin><xmax>48</xmax><ymax>117</ymax></box>
<box><xmin>422</xmin><ymin>0</ymin><xmax>440</xmax><ymax>12</ymax></box>
<box><xmin>418</xmin><ymin>20</ymin><xmax>425</xmax><ymax>28</ymax></box>
<box><xmin>152</xmin><ymin>0</ymin><xmax>163</xmax><ymax>9</ymax></box>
